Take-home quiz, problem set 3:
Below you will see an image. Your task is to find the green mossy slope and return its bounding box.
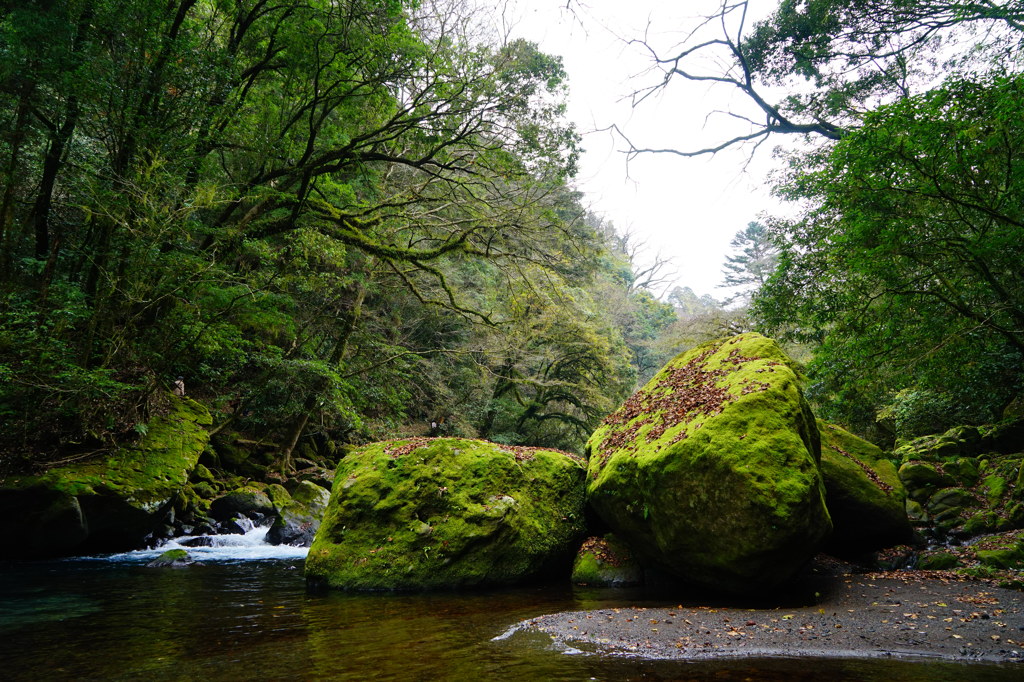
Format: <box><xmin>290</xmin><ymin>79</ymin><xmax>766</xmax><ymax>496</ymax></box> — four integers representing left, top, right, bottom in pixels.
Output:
<box><xmin>0</xmin><ymin>397</ymin><xmax>211</xmax><ymax>556</ymax></box>
<box><xmin>305</xmin><ymin>437</ymin><xmax>586</xmax><ymax>590</ymax></box>
<box><xmin>586</xmin><ymin>333</ymin><xmax>831</xmax><ymax>593</ymax></box>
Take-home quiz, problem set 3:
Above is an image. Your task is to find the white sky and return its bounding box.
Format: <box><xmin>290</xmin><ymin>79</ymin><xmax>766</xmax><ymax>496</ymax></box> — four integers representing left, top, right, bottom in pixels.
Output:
<box><xmin>504</xmin><ymin>0</ymin><xmax>786</xmax><ymax>298</ymax></box>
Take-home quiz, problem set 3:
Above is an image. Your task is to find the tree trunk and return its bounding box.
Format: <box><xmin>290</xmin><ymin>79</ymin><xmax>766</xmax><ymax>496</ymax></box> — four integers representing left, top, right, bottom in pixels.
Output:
<box><xmin>0</xmin><ymin>81</ymin><xmax>35</xmax><ymax>278</ymax></box>
<box><xmin>278</xmin><ymin>283</ymin><xmax>366</xmax><ymax>473</ymax></box>
<box><xmin>31</xmin><ymin>98</ymin><xmax>79</xmax><ymax>261</ymax></box>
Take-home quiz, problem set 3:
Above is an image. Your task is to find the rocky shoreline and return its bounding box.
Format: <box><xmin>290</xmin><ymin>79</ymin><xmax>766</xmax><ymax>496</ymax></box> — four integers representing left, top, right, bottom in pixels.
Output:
<box><xmin>516</xmin><ymin>571</ymin><xmax>1024</xmax><ymax>664</ymax></box>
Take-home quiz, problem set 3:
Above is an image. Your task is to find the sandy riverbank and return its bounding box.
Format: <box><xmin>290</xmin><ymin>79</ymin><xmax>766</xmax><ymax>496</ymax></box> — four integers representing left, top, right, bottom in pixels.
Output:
<box><xmin>516</xmin><ymin>571</ymin><xmax>1024</xmax><ymax>664</ymax></box>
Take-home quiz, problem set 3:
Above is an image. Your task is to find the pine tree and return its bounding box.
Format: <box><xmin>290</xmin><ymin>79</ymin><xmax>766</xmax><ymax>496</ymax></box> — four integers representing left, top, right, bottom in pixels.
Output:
<box><xmin>720</xmin><ymin>221</ymin><xmax>778</xmax><ymax>302</ymax></box>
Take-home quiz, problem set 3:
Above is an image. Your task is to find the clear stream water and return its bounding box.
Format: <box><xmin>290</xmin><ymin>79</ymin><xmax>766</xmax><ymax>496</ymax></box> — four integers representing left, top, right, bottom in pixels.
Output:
<box><xmin>0</xmin><ymin>530</ymin><xmax>1019</xmax><ymax>681</ymax></box>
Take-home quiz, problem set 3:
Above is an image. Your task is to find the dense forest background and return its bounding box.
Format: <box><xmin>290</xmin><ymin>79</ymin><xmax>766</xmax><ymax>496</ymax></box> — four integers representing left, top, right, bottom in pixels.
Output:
<box><xmin>0</xmin><ymin>0</ymin><xmax>1021</xmax><ymax>473</ymax></box>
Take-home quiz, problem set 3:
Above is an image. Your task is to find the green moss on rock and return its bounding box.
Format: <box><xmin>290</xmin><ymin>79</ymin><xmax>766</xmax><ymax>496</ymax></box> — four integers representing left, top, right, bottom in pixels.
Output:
<box><xmin>896</xmin><ymin>421</ymin><xmax>1023</xmax><ymax>541</ymax></box>
<box><xmin>305</xmin><ymin>437</ymin><xmax>586</xmax><ymax>590</ymax></box>
<box><xmin>209</xmin><ymin>485</ymin><xmax>273</xmax><ymax>524</ymax></box>
<box><xmin>267</xmin><ymin>481</ymin><xmax>331</xmax><ymax>546</ymax></box>
<box><xmin>817</xmin><ymin>421</ymin><xmax>912</xmax><ymax>555</ymax></box>
<box><xmin>0</xmin><ymin>396</ymin><xmax>211</xmax><ymax>557</ymax></box>
<box><xmin>146</xmin><ymin>548</ymin><xmax>195</xmax><ymax>567</ymax></box>
<box><xmin>585</xmin><ymin>334</ymin><xmax>831</xmax><ymax>594</ymax></box>
<box><xmin>943</xmin><ymin>458</ymin><xmax>980</xmax><ymax>485</ymax></box>
<box><xmin>897</xmin><ymin>463</ymin><xmax>955</xmax><ymax>501</ymax></box>
<box><xmin>928</xmin><ymin>488</ymin><xmax>975</xmax><ymax>514</ymax></box>
<box><xmin>963</xmin><ymin>511</ymin><xmax>1008</xmax><ymax>536</ymax></box>
<box><xmin>917</xmin><ymin>551</ymin><xmax>960</xmax><ymax>570</ymax></box>
<box><xmin>571</xmin><ymin>534</ymin><xmax>644</xmax><ymax>587</ymax></box>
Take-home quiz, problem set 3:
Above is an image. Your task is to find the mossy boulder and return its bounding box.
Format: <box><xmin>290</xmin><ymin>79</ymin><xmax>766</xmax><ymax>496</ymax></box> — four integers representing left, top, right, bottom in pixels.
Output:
<box><xmin>977</xmin><ymin>544</ymin><xmax>1024</xmax><ymax>570</ymax></box>
<box><xmin>266</xmin><ymin>481</ymin><xmax>331</xmax><ymax>546</ymax></box>
<box><xmin>0</xmin><ymin>397</ymin><xmax>211</xmax><ymax>558</ymax></box>
<box><xmin>895</xmin><ymin>421</ymin><xmax>1023</xmax><ymax>541</ymax></box>
<box><xmin>817</xmin><ymin>421</ymin><xmax>913</xmax><ymax>555</ymax></box>
<box><xmin>209</xmin><ymin>485</ymin><xmax>274</xmax><ymax>531</ymax></box>
<box><xmin>585</xmin><ymin>334</ymin><xmax>831</xmax><ymax>594</ymax></box>
<box><xmin>928</xmin><ymin>487</ymin><xmax>975</xmax><ymax>514</ymax></box>
<box><xmin>916</xmin><ymin>551</ymin><xmax>960</xmax><ymax>570</ymax></box>
<box><xmin>571</xmin><ymin>535</ymin><xmax>644</xmax><ymax>587</ymax></box>
<box><xmin>305</xmin><ymin>437</ymin><xmax>586</xmax><ymax>590</ymax></box>
<box><xmin>897</xmin><ymin>463</ymin><xmax>955</xmax><ymax>501</ymax></box>
<box><xmin>146</xmin><ymin>548</ymin><xmax>195</xmax><ymax>567</ymax></box>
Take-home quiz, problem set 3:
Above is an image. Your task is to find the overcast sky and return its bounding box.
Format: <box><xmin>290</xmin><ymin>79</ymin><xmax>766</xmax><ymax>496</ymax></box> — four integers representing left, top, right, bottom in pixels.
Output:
<box><xmin>503</xmin><ymin>0</ymin><xmax>786</xmax><ymax>299</ymax></box>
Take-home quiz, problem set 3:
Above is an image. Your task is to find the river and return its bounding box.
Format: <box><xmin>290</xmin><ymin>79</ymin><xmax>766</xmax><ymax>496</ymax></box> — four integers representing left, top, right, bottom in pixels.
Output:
<box><xmin>0</xmin><ymin>529</ymin><xmax>1018</xmax><ymax>680</ymax></box>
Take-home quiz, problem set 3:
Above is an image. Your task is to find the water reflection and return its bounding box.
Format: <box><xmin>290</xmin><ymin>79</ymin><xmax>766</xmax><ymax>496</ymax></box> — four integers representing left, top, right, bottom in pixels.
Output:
<box><xmin>0</xmin><ymin>559</ymin><xmax>1017</xmax><ymax>681</ymax></box>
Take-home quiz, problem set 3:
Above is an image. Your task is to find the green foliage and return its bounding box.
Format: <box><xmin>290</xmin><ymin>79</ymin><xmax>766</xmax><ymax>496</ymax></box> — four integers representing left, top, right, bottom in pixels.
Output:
<box><xmin>742</xmin><ymin>0</ymin><xmax>1024</xmax><ymax>134</ymax></box>
<box><xmin>667</xmin><ymin>286</ymin><xmax>720</xmax><ymax>318</ymax></box>
<box><xmin>720</xmin><ymin>221</ymin><xmax>778</xmax><ymax>303</ymax></box>
<box><xmin>756</xmin><ymin>74</ymin><xmax>1024</xmax><ymax>438</ymax></box>
<box><xmin>0</xmin><ymin>0</ymin><xmax>609</xmax><ymax>463</ymax></box>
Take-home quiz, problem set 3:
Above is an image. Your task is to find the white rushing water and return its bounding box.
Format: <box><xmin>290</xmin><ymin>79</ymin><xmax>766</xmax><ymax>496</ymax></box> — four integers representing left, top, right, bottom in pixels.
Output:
<box><xmin>90</xmin><ymin>520</ymin><xmax>309</xmax><ymax>563</ymax></box>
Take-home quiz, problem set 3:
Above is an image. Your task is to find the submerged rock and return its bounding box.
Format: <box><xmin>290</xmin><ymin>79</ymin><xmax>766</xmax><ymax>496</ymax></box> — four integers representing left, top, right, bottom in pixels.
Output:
<box><xmin>0</xmin><ymin>397</ymin><xmax>211</xmax><ymax>558</ymax></box>
<box><xmin>817</xmin><ymin>421</ymin><xmax>913</xmax><ymax>555</ymax></box>
<box><xmin>305</xmin><ymin>437</ymin><xmax>586</xmax><ymax>590</ymax></box>
<box><xmin>586</xmin><ymin>333</ymin><xmax>831</xmax><ymax>594</ymax></box>
<box><xmin>146</xmin><ymin>548</ymin><xmax>195</xmax><ymax>567</ymax></box>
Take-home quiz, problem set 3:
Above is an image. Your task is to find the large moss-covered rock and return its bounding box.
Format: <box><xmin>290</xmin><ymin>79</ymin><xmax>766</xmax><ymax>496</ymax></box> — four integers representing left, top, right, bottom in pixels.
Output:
<box><xmin>586</xmin><ymin>334</ymin><xmax>831</xmax><ymax>594</ymax></box>
<box><xmin>817</xmin><ymin>421</ymin><xmax>913</xmax><ymax>555</ymax></box>
<box><xmin>0</xmin><ymin>397</ymin><xmax>211</xmax><ymax>558</ymax></box>
<box><xmin>209</xmin><ymin>485</ymin><xmax>274</xmax><ymax>526</ymax></box>
<box><xmin>305</xmin><ymin>437</ymin><xmax>586</xmax><ymax>590</ymax></box>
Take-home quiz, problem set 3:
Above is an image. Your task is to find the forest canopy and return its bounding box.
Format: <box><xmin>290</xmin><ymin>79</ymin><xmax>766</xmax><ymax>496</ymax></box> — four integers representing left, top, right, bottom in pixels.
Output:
<box><xmin>0</xmin><ymin>0</ymin><xmax>682</xmax><ymax>466</ymax></box>
<box><xmin>623</xmin><ymin>0</ymin><xmax>1024</xmax><ymax>440</ymax></box>
<box><xmin>3</xmin><ymin>0</ymin><xmax>1021</xmax><ymax>469</ymax></box>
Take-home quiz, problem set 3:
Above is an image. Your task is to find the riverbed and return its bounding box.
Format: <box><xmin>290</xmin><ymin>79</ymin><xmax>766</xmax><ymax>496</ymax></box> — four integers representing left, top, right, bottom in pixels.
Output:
<box><xmin>1</xmin><ymin>545</ymin><xmax>1021</xmax><ymax>680</ymax></box>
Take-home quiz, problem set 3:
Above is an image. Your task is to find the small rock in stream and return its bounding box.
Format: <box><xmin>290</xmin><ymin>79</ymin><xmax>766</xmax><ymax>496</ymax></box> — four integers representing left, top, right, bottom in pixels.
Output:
<box><xmin>146</xmin><ymin>549</ymin><xmax>195</xmax><ymax>567</ymax></box>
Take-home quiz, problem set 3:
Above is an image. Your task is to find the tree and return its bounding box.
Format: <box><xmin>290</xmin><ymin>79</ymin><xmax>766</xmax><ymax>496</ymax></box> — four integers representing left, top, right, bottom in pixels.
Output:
<box><xmin>586</xmin><ymin>219</ymin><xmax>678</xmax><ymax>383</ymax></box>
<box><xmin>601</xmin><ymin>0</ymin><xmax>1024</xmax><ymax>439</ymax></box>
<box><xmin>617</xmin><ymin>0</ymin><xmax>1023</xmax><ymax>157</ymax></box>
<box><xmin>754</xmin><ymin>74</ymin><xmax>1024</xmax><ymax>437</ymax></box>
<box><xmin>667</xmin><ymin>286</ymin><xmax>721</xmax><ymax>317</ymax></box>
<box><xmin>0</xmin><ymin>0</ymin><xmax>595</xmax><ymax>460</ymax></box>
<box><xmin>720</xmin><ymin>221</ymin><xmax>778</xmax><ymax>303</ymax></box>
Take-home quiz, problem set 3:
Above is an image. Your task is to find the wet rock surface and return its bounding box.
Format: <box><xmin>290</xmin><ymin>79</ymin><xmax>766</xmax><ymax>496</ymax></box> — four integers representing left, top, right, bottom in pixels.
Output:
<box><xmin>518</xmin><ymin>570</ymin><xmax>1024</xmax><ymax>663</ymax></box>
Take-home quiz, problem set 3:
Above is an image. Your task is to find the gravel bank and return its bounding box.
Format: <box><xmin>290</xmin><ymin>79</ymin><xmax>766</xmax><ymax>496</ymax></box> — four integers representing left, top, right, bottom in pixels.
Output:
<box><xmin>516</xmin><ymin>572</ymin><xmax>1024</xmax><ymax>664</ymax></box>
